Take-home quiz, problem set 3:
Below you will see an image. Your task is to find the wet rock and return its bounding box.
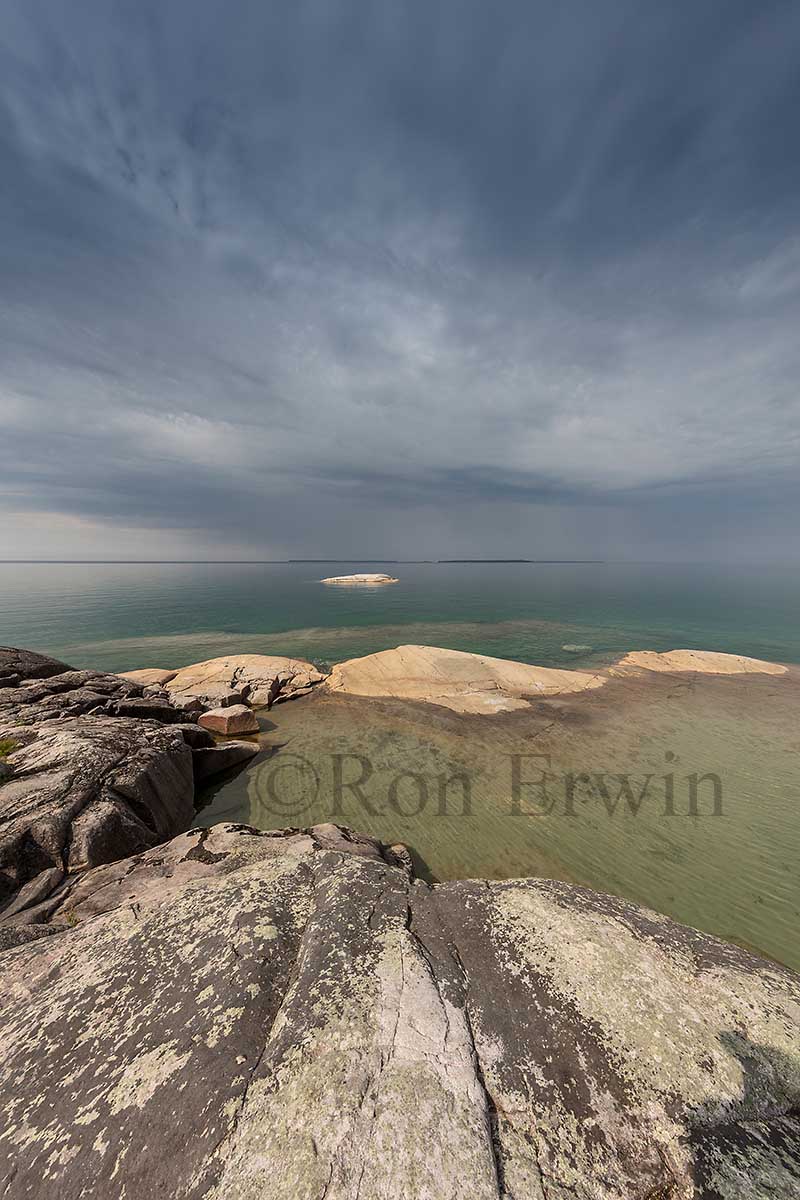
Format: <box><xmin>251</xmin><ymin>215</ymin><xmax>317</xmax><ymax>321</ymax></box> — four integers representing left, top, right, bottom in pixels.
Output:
<box><xmin>198</xmin><ymin>704</ymin><xmax>259</xmax><ymax>735</ymax></box>
<box><xmin>0</xmin><ymin>822</ymin><xmax>796</xmax><ymax>1198</ymax></box>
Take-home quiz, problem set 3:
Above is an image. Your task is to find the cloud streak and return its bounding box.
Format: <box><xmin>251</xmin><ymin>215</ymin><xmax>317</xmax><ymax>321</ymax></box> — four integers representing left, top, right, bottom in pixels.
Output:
<box><xmin>1</xmin><ymin>0</ymin><xmax>799</xmax><ymax>559</ymax></box>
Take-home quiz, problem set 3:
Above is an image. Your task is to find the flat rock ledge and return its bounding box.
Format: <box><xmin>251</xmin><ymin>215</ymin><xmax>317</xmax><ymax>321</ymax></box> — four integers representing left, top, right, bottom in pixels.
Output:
<box><xmin>325</xmin><ymin>644</ymin><xmax>607</xmax><ymax>713</ymax></box>
<box><xmin>617</xmin><ymin>649</ymin><xmax>788</xmax><ymax>676</ymax></box>
<box><xmin>0</xmin><ymin>821</ymin><xmax>797</xmax><ymax>1198</ymax></box>
<box><xmin>324</xmin><ymin>645</ymin><xmax>789</xmax><ymax>714</ymax></box>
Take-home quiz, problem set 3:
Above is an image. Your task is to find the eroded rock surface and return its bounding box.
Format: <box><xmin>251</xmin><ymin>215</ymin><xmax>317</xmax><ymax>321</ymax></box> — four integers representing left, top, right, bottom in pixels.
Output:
<box><xmin>152</xmin><ymin>653</ymin><xmax>327</xmax><ymax>708</ymax></box>
<box><xmin>0</xmin><ymin>649</ymin><xmax>257</xmax><ymax>916</ymax></box>
<box><xmin>0</xmin><ymin>821</ymin><xmax>797</xmax><ymax>1199</ymax></box>
<box><xmin>326</xmin><ymin>643</ymin><xmax>606</xmax><ymax>713</ymax></box>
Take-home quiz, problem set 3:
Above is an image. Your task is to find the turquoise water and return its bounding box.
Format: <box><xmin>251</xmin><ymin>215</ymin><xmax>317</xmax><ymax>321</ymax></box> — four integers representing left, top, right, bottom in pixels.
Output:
<box><xmin>1</xmin><ymin>561</ymin><xmax>799</xmax><ymax>672</ymax></box>
<box><xmin>2</xmin><ymin>559</ymin><xmax>799</xmax><ymax>968</ymax></box>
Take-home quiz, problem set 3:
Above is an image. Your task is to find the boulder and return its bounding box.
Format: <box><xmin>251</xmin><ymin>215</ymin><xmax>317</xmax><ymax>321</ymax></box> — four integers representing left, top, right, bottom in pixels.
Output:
<box><xmin>0</xmin><ymin>822</ymin><xmax>796</xmax><ymax>1198</ymax></box>
<box><xmin>326</xmin><ymin>643</ymin><xmax>607</xmax><ymax>713</ymax></box>
<box><xmin>198</xmin><ymin>704</ymin><xmax>259</xmax><ymax>735</ymax></box>
<box><xmin>164</xmin><ymin>654</ymin><xmax>326</xmax><ymax>708</ymax></box>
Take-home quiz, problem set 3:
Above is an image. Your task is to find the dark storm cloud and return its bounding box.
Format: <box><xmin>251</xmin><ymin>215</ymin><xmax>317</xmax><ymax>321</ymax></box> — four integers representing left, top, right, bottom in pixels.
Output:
<box><xmin>1</xmin><ymin>0</ymin><xmax>799</xmax><ymax>558</ymax></box>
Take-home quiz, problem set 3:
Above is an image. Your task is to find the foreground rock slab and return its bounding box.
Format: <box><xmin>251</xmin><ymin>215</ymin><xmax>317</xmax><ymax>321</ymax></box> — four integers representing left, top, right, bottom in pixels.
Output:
<box><xmin>326</xmin><ymin>643</ymin><xmax>606</xmax><ymax>713</ymax></box>
<box><xmin>0</xmin><ymin>822</ymin><xmax>797</xmax><ymax>1198</ymax></box>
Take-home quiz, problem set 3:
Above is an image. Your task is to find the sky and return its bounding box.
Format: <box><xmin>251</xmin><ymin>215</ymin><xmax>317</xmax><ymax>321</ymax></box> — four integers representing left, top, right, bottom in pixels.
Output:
<box><xmin>1</xmin><ymin>0</ymin><xmax>799</xmax><ymax>561</ymax></box>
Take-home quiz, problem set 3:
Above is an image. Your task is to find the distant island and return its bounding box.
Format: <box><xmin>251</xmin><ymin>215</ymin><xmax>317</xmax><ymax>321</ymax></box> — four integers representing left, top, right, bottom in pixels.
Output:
<box><xmin>437</xmin><ymin>558</ymin><xmax>605</xmax><ymax>564</ymax></box>
<box><xmin>320</xmin><ymin>572</ymin><xmax>399</xmax><ymax>585</ymax></box>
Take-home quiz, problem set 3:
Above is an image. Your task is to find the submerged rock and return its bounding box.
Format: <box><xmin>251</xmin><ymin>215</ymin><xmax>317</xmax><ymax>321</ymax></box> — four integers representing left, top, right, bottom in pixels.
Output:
<box><xmin>0</xmin><ymin>821</ymin><xmax>797</xmax><ymax>1198</ymax></box>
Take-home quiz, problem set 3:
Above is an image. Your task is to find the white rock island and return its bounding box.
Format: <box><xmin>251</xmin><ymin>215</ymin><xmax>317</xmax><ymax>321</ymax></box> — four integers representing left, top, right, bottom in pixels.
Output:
<box><xmin>320</xmin><ymin>572</ymin><xmax>399</xmax><ymax>585</ymax></box>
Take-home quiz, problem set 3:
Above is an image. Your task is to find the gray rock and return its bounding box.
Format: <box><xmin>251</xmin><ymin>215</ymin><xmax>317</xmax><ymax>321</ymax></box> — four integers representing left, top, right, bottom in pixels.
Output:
<box><xmin>0</xmin><ymin>714</ymin><xmax>196</xmax><ymax>914</ymax></box>
<box><xmin>0</xmin><ymin>646</ymin><xmax>73</xmax><ymax>681</ymax></box>
<box><xmin>173</xmin><ymin>723</ymin><xmax>216</xmax><ymax>750</ymax></box>
<box><xmin>105</xmin><ymin>697</ymin><xmax>196</xmax><ymax>724</ymax></box>
<box><xmin>0</xmin><ymin>822</ymin><xmax>796</xmax><ymax>1198</ymax></box>
<box><xmin>192</xmin><ymin>740</ymin><xmax>260</xmax><ymax>784</ymax></box>
<box><xmin>0</xmin><ymin>649</ymin><xmax>260</xmax><ymax>917</ymax></box>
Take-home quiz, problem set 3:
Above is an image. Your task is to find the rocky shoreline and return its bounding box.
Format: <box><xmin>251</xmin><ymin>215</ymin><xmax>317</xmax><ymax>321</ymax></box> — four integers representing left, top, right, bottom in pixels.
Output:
<box><xmin>1</xmin><ymin>644</ymin><xmax>799</xmax><ymax>1196</ymax></box>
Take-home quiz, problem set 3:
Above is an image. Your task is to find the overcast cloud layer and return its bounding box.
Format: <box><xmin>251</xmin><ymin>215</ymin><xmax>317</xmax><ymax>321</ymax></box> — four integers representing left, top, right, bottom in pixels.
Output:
<box><xmin>1</xmin><ymin>0</ymin><xmax>799</xmax><ymax>560</ymax></box>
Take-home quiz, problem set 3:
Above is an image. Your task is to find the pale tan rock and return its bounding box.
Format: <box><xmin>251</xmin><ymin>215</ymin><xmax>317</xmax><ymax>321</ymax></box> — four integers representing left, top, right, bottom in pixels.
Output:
<box><xmin>117</xmin><ymin>668</ymin><xmax>178</xmax><ymax>686</ymax></box>
<box><xmin>165</xmin><ymin>654</ymin><xmax>326</xmax><ymax>707</ymax></box>
<box><xmin>325</xmin><ymin>643</ymin><xmax>606</xmax><ymax>713</ymax></box>
<box><xmin>320</xmin><ymin>572</ymin><xmax>399</xmax><ymax>585</ymax></box>
<box><xmin>619</xmin><ymin>649</ymin><xmax>787</xmax><ymax>675</ymax></box>
<box><xmin>198</xmin><ymin>704</ymin><xmax>259</xmax><ymax>735</ymax></box>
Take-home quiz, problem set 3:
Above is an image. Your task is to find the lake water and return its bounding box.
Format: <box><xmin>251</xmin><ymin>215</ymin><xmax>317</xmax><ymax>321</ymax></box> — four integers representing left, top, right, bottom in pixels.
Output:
<box><xmin>2</xmin><ymin>560</ymin><xmax>799</xmax><ymax>970</ymax></box>
<box><xmin>2</xmin><ymin>560</ymin><xmax>800</xmax><ymax>673</ymax></box>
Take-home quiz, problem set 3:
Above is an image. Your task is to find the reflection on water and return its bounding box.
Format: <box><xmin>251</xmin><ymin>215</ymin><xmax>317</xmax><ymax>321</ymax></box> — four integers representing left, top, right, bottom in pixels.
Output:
<box><xmin>196</xmin><ymin>668</ymin><xmax>800</xmax><ymax>973</ymax></box>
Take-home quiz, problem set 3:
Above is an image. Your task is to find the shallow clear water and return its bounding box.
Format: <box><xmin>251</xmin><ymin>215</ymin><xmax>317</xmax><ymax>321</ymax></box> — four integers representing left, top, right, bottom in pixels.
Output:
<box><xmin>195</xmin><ymin>670</ymin><xmax>800</xmax><ymax>972</ymax></box>
<box><xmin>2</xmin><ymin>560</ymin><xmax>799</xmax><ymax>970</ymax></box>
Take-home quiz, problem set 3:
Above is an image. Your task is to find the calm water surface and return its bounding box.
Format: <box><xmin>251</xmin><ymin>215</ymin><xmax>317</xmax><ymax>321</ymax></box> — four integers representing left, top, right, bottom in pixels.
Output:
<box><xmin>2</xmin><ymin>560</ymin><xmax>800</xmax><ymax>672</ymax></box>
<box><xmin>1</xmin><ymin>560</ymin><xmax>798</xmax><ymax>969</ymax></box>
